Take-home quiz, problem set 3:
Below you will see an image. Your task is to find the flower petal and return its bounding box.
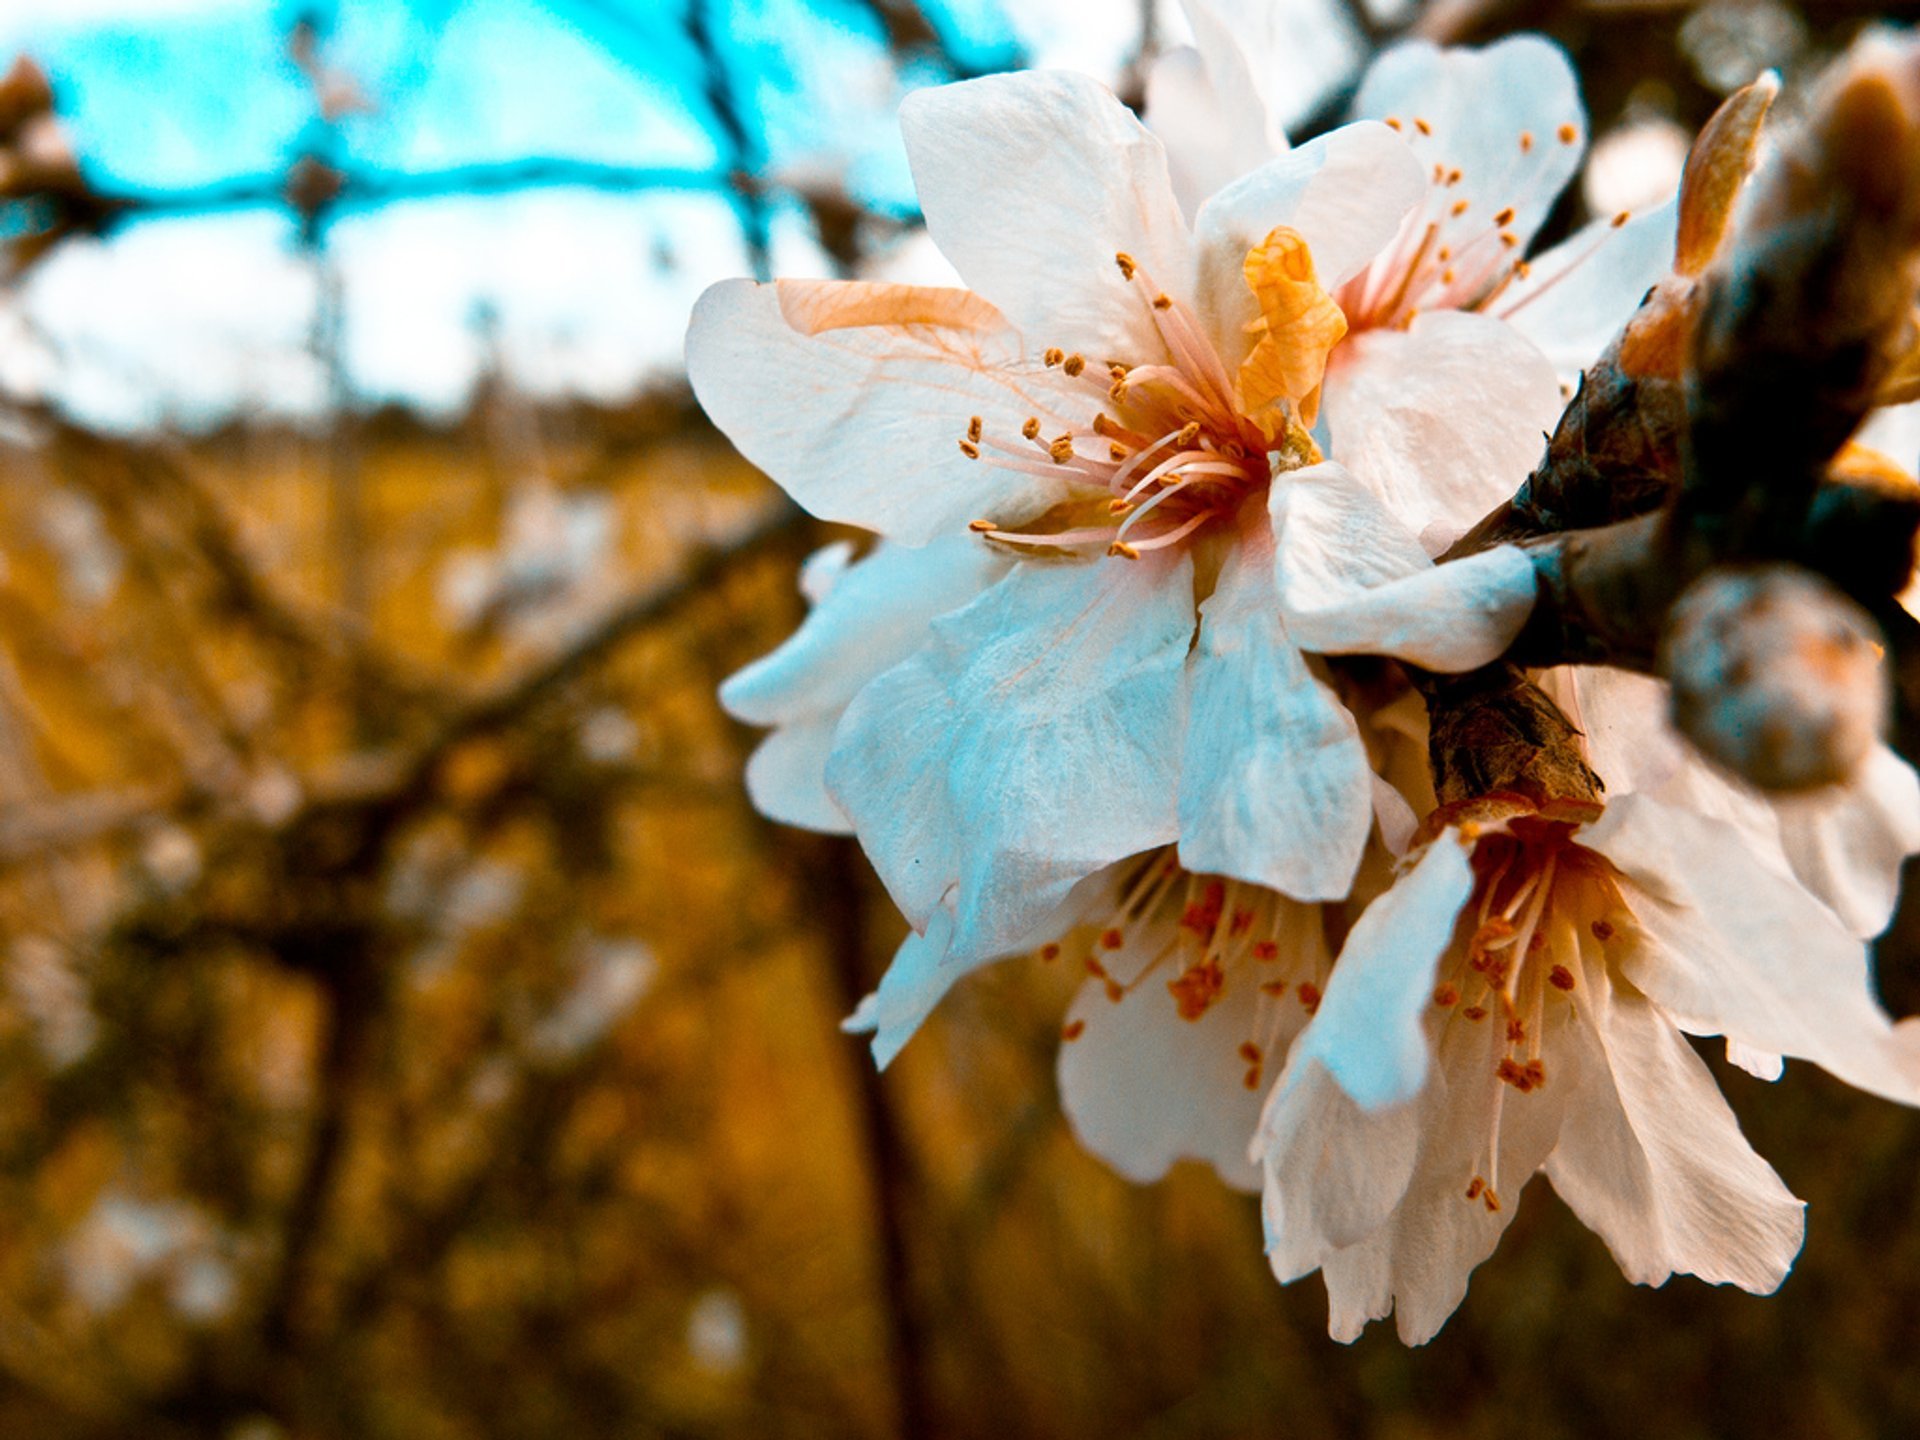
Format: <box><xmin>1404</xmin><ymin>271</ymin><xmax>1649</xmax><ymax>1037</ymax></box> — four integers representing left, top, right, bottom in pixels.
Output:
<box><xmin>1544</xmin><ymin>975</ymin><xmax>1805</xmax><ymax>1293</ymax></box>
<box><xmin>1352</xmin><ymin>36</ymin><xmax>1584</xmax><ymax>252</ymax></box>
<box><xmin>1271</xmin><ymin>461</ymin><xmax>1538</xmax><ymax>670</ymax></box>
<box><xmin>1145</xmin><ymin>44</ymin><xmax>1272</xmax><ymax>220</ymax></box>
<box><xmin>1178</xmin><ymin>517</ymin><xmax>1371</xmax><ymax>899</ymax></box>
<box><xmin>1257</xmin><ymin>1058</ymin><xmax>1421</xmax><ymax>1282</ymax></box>
<box><xmin>1288</xmin><ymin>832</ymin><xmax>1476</xmax><ymax>1109</ymax></box>
<box><xmin>721</xmin><ymin>534</ymin><xmax>1009</xmax><ymax>725</ymax></box>
<box><xmin>687</xmin><ymin>278</ymin><xmax>1076</xmax><ymax>543</ymax></box>
<box><xmin>1317</xmin><ymin>994</ymin><xmax>1570</xmax><ymax>1345</ymax></box>
<box><xmin>743</xmin><ymin>720</ymin><xmax>848</xmax><ymax>833</ymax></box>
<box><xmin>1193</xmin><ymin>123</ymin><xmax>1424</xmax><ymax>372</ymax></box>
<box><xmin>826</xmin><ymin>554</ymin><xmax>1194</xmax><ymax>965</ymax></box>
<box><xmin>1495</xmin><ymin>201</ymin><xmax>1679</xmax><ymax>385</ymax></box>
<box><xmin>1062</xmin><ymin>894</ymin><xmax>1326</xmax><ymax>1190</ymax></box>
<box><xmin>1318</xmin><ymin>309</ymin><xmax>1562</xmax><ymax>548</ymax></box>
<box><xmin>900</xmin><ymin>70</ymin><xmax>1193</xmax><ymax>363</ymax></box>
<box><xmin>1584</xmin><ymin>792</ymin><xmax>1920</xmax><ymax>1103</ymax></box>
<box><xmin>856</xmin><ymin>873</ymin><xmax>1116</xmax><ymax>1068</ymax></box>
<box><xmin>1772</xmin><ymin>744</ymin><xmax>1920</xmax><ymax>939</ymax></box>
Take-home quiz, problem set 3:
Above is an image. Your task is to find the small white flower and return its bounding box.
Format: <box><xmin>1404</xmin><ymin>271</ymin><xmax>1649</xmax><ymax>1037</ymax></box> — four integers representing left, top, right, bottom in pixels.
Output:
<box><xmin>1256</xmin><ymin>787</ymin><xmax>1920</xmax><ymax>1344</ymax></box>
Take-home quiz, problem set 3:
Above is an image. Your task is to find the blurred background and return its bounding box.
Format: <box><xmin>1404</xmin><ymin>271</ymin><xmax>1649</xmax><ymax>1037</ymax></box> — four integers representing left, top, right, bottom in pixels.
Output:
<box><xmin>0</xmin><ymin>1</ymin><xmax>1916</xmax><ymax>1437</ymax></box>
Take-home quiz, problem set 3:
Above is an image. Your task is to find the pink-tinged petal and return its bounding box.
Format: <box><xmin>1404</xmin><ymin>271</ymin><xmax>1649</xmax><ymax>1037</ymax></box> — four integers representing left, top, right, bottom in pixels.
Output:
<box><xmin>900</xmin><ymin>70</ymin><xmax>1193</xmax><ymax>363</ymax></box>
<box><xmin>1353</xmin><ymin>36</ymin><xmax>1584</xmax><ymax>251</ymax></box>
<box><xmin>721</xmin><ymin>534</ymin><xmax>1009</xmax><ymax>725</ymax></box>
<box><xmin>1545</xmin><ymin>978</ymin><xmax>1804</xmax><ymax>1293</ymax></box>
<box><xmin>1257</xmin><ymin>1059</ymin><xmax>1421</xmax><ymax>1282</ymax></box>
<box><xmin>1146</xmin><ymin>45</ymin><xmax>1272</xmax><ymax>221</ymax></box>
<box><xmin>1585</xmin><ymin>793</ymin><xmax>1920</xmax><ymax>1104</ymax></box>
<box><xmin>1178</xmin><ymin>519</ymin><xmax>1370</xmax><ymax>899</ymax></box>
<box><xmin>1271</xmin><ymin>462</ymin><xmax>1538</xmax><ymax>671</ymax></box>
<box><xmin>1495</xmin><ymin>201</ymin><xmax>1679</xmax><ymax>385</ymax></box>
<box><xmin>826</xmin><ymin>554</ymin><xmax>1194</xmax><ymax>965</ymax></box>
<box><xmin>687</xmin><ymin>278</ymin><xmax>1076</xmax><ymax>544</ymax></box>
<box><xmin>1194</xmin><ymin>124</ymin><xmax>1424</xmax><ymax>372</ymax></box>
<box><xmin>1318</xmin><ymin>310</ymin><xmax>1561</xmax><ymax>548</ymax></box>
<box><xmin>1290</xmin><ymin>833</ymin><xmax>1475</xmax><ymax>1110</ymax></box>
<box><xmin>1772</xmin><ymin>745</ymin><xmax>1920</xmax><ymax>939</ymax></box>
<box><xmin>1318</xmin><ymin>995</ymin><xmax>1570</xmax><ymax>1345</ymax></box>
<box><xmin>743</xmin><ymin>721</ymin><xmax>848</xmax><ymax>834</ymax></box>
<box><xmin>1061</xmin><ymin>896</ymin><xmax>1325</xmax><ymax>1190</ymax></box>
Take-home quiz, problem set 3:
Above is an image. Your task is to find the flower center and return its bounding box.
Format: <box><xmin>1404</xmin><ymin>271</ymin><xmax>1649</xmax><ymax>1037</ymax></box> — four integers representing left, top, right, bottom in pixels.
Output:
<box><xmin>1046</xmin><ymin>849</ymin><xmax>1328</xmax><ymax>1095</ymax></box>
<box><xmin>1335</xmin><ymin>115</ymin><xmax>1608</xmax><ymax>332</ymax></box>
<box><xmin>1429</xmin><ymin>822</ymin><xmax>1629</xmax><ymax>1212</ymax></box>
<box><xmin>960</xmin><ymin>237</ymin><xmax>1338</xmax><ymax>560</ymax></box>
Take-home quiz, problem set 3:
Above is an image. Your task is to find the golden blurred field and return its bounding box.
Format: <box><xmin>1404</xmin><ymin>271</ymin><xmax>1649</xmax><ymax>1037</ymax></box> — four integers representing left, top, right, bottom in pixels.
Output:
<box><xmin>0</xmin><ymin>395</ymin><xmax>1910</xmax><ymax>1440</ymax></box>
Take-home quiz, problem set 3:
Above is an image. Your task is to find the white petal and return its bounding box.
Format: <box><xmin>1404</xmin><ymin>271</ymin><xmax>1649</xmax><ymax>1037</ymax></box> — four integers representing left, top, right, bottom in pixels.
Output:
<box><xmin>1290</xmin><ymin>833</ymin><xmax>1475</xmax><ymax>1109</ymax></box>
<box><xmin>1146</xmin><ymin>45</ymin><xmax>1271</xmax><ymax>221</ymax></box>
<box><xmin>1271</xmin><ymin>462</ymin><xmax>1538</xmax><ymax>671</ymax></box>
<box><xmin>743</xmin><ymin>721</ymin><xmax>849</xmax><ymax>834</ymax></box>
<box><xmin>1544</xmin><ymin>978</ymin><xmax>1804</xmax><ymax>1293</ymax></box>
<box><xmin>1318</xmin><ymin>309</ymin><xmax>1562</xmax><ymax>549</ymax></box>
<box><xmin>900</xmin><ymin>71</ymin><xmax>1193</xmax><ymax>363</ymax></box>
<box><xmin>1772</xmin><ymin>745</ymin><xmax>1920</xmax><ymax>939</ymax></box>
<box><xmin>1193</xmin><ymin>123</ymin><xmax>1424</xmax><ymax>371</ymax></box>
<box><xmin>1319</xmin><ymin>996</ymin><xmax>1569</xmax><ymax>1345</ymax></box>
<box><xmin>799</xmin><ymin>539</ymin><xmax>855</xmax><ymax>604</ymax></box>
<box><xmin>686</xmin><ymin>278</ymin><xmax>1075</xmax><ymax>543</ymax></box>
<box><xmin>865</xmin><ymin>871</ymin><xmax>1120</xmax><ymax>1068</ymax></box>
<box><xmin>1584</xmin><ymin>793</ymin><xmax>1920</xmax><ymax>1103</ymax></box>
<box><xmin>1178</xmin><ymin>519</ymin><xmax>1371</xmax><ymax>899</ymax></box>
<box><xmin>826</xmin><ymin>555</ymin><xmax>1194</xmax><ymax>965</ymax></box>
<box><xmin>1178</xmin><ymin>0</ymin><xmax>1355</xmax><ymax>160</ymax></box>
<box><xmin>1562</xmin><ymin>666</ymin><xmax>1786</xmax><ymax>853</ymax></box>
<box><xmin>721</xmin><ymin>534</ymin><xmax>1009</xmax><ymax>725</ymax></box>
<box><xmin>1726</xmin><ymin>1039</ymin><xmax>1785</xmax><ymax>1082</ymax></box>
<box><xmin>1062</xmin><ymin>898</ymin><xmax>1324</xmax><ymax>1190</ymax></box>
<box><xmin>1257</xmin><ymin>1058</ymin><xmax>1421</xmax><ymax>1281</ymax></box>
<box><xmin>1353</xmin><ymin>36</ymin><xmax>1584</xmax><ymax>251</ymax></box>
<box><xmin>1496</xmin><ymin>201</ymin><xmax>1679</xmax><ymax>385</ymax></box>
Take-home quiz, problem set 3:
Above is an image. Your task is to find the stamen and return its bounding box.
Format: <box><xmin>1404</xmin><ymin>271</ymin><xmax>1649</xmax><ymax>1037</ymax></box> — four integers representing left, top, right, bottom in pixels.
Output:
<box><xmin>1043</xmin><ymin>347</ymin><xmax>1065</xmax><ymax>367</ymax></box>
<box><xmin>1063</xmin><ymin>353</ymin><xmax>1086</xmax><ymax>376</ymax></box>
<box><xmin>1061</xmin><ymin>1019</ymin><xmax>1086</xmax><ymax>1041</ymax></box>
<box><xmin>958</xmin><ymin>439</ymin><xmax>980</xmax><ymax>459</ymax></box>
<box><xmin>1114</xmin><ymin>251</ymin><xmax>1137</xmax><ymax>280</ymax></box>
<box><xmin>966</xmin><ymin>415</ymin><xmax>983</xmax><ymax>443</ymax></box>
<box><xmin>1022</xmin><ymin>417</ymin><xmax>1041</xmax><ymax>440</ymax></box>
<box><xmin>1557</xmin><ymin>123</ymin><xmax>1578</xmax><ymax>145</ymax></box>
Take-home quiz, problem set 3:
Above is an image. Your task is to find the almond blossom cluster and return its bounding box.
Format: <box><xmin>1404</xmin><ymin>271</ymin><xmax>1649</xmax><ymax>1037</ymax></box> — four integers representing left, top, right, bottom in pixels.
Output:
<box><xmin>690</xmin><ymin>4</ymin><xmax>1920</xmax><ymax>1345</ymax></box>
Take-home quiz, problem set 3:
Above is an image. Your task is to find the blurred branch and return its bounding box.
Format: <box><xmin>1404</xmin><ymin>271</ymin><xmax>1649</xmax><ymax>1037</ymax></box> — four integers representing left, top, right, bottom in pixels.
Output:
<box><xmin>78</xmin><ymin>159</ymin><xmax>918</xmax><ymax>232</ymax></box>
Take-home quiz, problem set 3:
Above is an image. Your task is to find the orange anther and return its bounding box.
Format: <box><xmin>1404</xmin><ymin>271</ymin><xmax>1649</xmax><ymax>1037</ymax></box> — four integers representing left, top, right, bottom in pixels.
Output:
<box><xmin>1548</xmin><ymin>965</ymin><xmax>1575</xmax><ymax>991</ymax></box>
<box><xmin>1061</xmin><ymin>1019</ymin><xmax>1086</xmax><ymax>1041</ymax></box>
<box><xmin>1063</xmin><ymin>353</ymin><xmax>1086</xmax><ymax>376</ymax></box>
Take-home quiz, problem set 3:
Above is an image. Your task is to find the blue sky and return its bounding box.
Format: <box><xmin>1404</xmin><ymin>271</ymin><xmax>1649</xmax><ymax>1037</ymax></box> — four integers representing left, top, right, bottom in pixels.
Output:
<box><xmin>0</xmin><ymin>0</ymin><xmax>1356</xmax><ymax>431</ymax></box>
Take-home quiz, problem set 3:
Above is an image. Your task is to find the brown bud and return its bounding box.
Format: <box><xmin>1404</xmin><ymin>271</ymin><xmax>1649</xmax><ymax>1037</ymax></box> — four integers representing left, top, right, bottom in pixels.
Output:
<box><xmin>1661</xmin><ymin>565</ymin><xmax>1887</xmax><ymax>791</ymax></box>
